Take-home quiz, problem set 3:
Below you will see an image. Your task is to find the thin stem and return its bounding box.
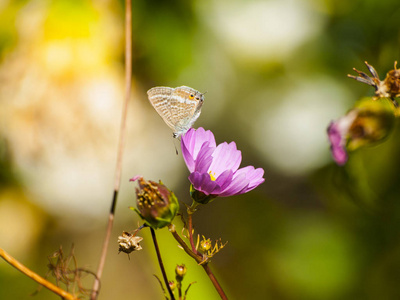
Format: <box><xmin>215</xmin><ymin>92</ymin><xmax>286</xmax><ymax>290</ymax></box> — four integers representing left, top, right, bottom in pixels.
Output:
<box><xmin>187</xmin><ymin>212</ymin><xmax>197</xmax><ymax>253</ymax></box>
<box><xmin>150</xmin><ymin>228</ymin><xmax>175</xmax><ymax>300</ymax></box>
<box><xmin>168</xmin><ymin>225</ymin><xmax>228</xmax><ymax>299</ymax></box>
<box><xmin>201</xmin><ymin>264</ymin><xmax>228</xmax><ymax>300</ymax></box>
<box><xmin>168</xmin><ymin>225</ymin><xmax>202</xmax><ymax>264</ymax></box>
<box><xmin>91</xmin><ymin>1</ymin><xmax>132</xmax><ymax>299</ymax></box>
<box><xmin>187</xmin><ymin>202</ymin><xmax>200</xmax><ymax>255</ymax></box>
<box><xmin>0</xmin><ymin>248</ymin><xmax>78</xmax><ymax>300</ymax></box>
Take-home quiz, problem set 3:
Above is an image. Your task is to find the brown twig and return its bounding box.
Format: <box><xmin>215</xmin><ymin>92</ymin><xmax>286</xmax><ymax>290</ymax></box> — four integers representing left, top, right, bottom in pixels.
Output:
<box><xmin>201</xmin><ymin>263</ymin><xmax>228</xmax><ymax>300</ymax></box>
<box><xmin>91</xmin><ymin>0</ymin><xmax>132</xmax><ymax>299</ymax></box>
<box><xmin>0</xmin><ymin>247</ymin><xmax>78</xmax><ymax>300</ymax></box>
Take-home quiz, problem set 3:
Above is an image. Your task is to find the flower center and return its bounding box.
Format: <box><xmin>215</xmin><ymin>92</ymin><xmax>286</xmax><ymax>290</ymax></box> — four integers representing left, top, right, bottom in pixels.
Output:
<box><xmin>208</xmin><ymin>171</ymin><xmax>216</xmax><ymax>181</ymax></box>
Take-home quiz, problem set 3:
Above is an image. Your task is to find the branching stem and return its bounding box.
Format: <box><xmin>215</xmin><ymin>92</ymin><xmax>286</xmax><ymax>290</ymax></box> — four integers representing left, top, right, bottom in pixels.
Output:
<box><xmin>0</xmin><ymin>248</ymin><xmax>78</xmax><ymax>300</ymax></box>
<box><xmin>168</xmin><ymin>224</ymin><xmax>228</xmax><ymax>299</ymax></box>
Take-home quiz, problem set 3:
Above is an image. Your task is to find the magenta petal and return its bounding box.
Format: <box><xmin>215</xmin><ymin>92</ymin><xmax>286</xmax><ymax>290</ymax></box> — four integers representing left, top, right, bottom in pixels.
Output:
<box><xmin>181</xmin><ymin>128</ymin><xmax>217</xmax><ymax>172</ymax></box>
<box><xmin>182</xmin><ymin>128</ymin><xmax>216</xmax><ymax>160</ymax></box>
<box><xmin>194</xmin><ymin>143</ymin><xmax>214</xmax><ymax>174</ymax></box>
<box><xmin>209</xmin><ymin>142</ymin><xmax>242</xmax><ymax>176</ymax></box>
<box><xmin>327</xmin><ymin>121</ymin><xmax>342</xmax><ymax>145</ymax></box>
<box><xmin>327</xmin><ymin>111</ymin><xmax>357</xmax><ymax>166</ymax></box>
<box><xmin>130</xmin><ymin>175</ymin><xmax>142</xmax><ymax>182</ymax></box>
<box><xmin>331</xmin><ymin>145</ymin><xmax>348</xmax><ymax>165</ymax></box>
<box><xmin>235</xmin><ymin>166</ymin><xmax>265</xmax><ymax>194</ymax></box>
<box><xmin>219</xmin><ymin>171</ymin><xmax>249</xmax><ymax>197</ymax></box>
<box><xmin>215</xmin><ymin>169</ymin><xmax>234</xmax><ymax>190</ymax></box>
<box><xmin>181</xmin><ymin>139</ymin><xmax>196</xmax><ymax>172</ymax></box>
<box><xmin>189</xmin><ymin>172</ymin><xmax>221</xmax><ymax>195</ymax></box>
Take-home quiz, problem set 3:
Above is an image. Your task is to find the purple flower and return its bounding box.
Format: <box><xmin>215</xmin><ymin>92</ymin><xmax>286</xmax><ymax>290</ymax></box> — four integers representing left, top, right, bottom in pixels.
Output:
<box><xmin>327</xmin><ymin>110</ymin><xmax>357</xmax><ymax>166</ymax></box>
<box><xmin>181</xmin><ymin>127</ymin><xmax>265</xmax><ymax>201</ymax></box>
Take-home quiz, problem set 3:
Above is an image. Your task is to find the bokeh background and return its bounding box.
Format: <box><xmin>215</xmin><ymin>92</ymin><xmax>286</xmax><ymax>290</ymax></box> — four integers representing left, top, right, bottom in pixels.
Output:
<box><xmin>1</xmin><ymin>0</ymin><xmax>400</xmax><ymax>299</ymax></box>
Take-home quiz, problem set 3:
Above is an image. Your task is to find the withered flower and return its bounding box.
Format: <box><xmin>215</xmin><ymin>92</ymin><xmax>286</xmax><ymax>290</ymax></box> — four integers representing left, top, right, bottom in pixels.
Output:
<box><xmin>118</xmin><ymin>231</ymin><xmax>143</xmax><ymax>254</ymax></box>
<box><xmin>130</xmin><ymin>176</ymin><xmax>179</xmax><ymax>229</ymax></box>
<box><xmin>348</xmin><ymin>61</ymin><xmax>400</xmax><ymax>108</ymax></box>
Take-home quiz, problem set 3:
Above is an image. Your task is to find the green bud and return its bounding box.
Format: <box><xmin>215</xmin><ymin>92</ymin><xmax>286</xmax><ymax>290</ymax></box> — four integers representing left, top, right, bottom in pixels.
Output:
<box><xmin>190</xmin><ymin>185</ymin><xmax>217</xmax><ymax>205</ymax></box>
<box><xmin>130</xmin><ymin>176</ymin><xmax>179</xmax><ymax>229</ymax></box>
<box><xmin>175</xmin><ymin>264</ymin><xmax>187</xmax><ymax>282</ymax></box>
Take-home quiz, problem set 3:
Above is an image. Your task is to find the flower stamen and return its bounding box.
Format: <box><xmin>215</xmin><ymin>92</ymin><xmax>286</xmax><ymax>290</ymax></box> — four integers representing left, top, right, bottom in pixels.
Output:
<box><xmin>208</xmin><ymin>171</ymin><xmax>216</xmax><ymax>181</ymax></box>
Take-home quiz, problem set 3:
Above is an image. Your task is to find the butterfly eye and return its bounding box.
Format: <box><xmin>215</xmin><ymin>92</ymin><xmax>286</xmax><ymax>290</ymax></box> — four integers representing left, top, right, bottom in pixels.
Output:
<box><xmin>189</xmin><ymin>94</ymin><xmax>194</xmax><ymax>99</ymax></box>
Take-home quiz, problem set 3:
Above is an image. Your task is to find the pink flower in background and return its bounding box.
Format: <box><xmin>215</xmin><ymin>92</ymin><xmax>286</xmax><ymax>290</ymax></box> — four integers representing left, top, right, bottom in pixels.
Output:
<box><xmin>181</xmin><ymin>127</ymin><xmax>265</xmax><ymax>200</ymax></box>
<box><xmin>327</xmin><ymin>110</ymin><xmax>357</xmax><ymax>166</ymax></box>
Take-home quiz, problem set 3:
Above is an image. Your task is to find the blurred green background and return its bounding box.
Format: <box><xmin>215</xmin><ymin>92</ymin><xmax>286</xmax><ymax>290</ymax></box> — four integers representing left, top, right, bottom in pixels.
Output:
<box><xmin>1</xmin><ymin>0</ymin><xmax>400</xmax><ymax>299</ymax></box>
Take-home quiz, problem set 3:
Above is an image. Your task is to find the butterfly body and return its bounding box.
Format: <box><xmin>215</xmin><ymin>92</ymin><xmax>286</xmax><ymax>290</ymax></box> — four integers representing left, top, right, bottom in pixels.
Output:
<box><xmin>147</xmin><ymin>86</ymin><xmax>204</xmax><ymax>138</ymax></box>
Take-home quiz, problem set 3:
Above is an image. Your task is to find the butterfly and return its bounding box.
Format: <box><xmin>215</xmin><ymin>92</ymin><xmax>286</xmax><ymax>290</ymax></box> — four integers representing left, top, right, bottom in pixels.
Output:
<box><xmin>147</xmin><ymin>86</ymin><xmax>205</xmax><ymax>138</ymax></box>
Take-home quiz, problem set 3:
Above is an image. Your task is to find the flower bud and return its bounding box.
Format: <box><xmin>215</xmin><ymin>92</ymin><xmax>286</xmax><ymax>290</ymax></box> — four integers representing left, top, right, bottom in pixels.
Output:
<box><xmin>130</xmin><ymin>176</ymin><xmax>179</xmax><ymax>229</ymax></box>
<box><xmin>200</xmin><ymin>237</ymin><xmax>212</xmax><ymax>252</ymax></box>
<box><xmin>175</xmin><ymin>264</ymin><xmax>187</xmax><ymax>282</ymax></box>
<box><xmin>169</xmin><ymin>281</ymin><xmax>176</xmax><ymax>291</ymax></box>
<box><xmin>328</xmin><ymin>98</ymin><xmax>395</xmax><ymax>165</ymax></box>
<box><xmin>347</xmin><ymin>98</ymin><xmax>395</xmax><ymax>151</ymax></box>
<box><xmin>190</xmin><ymin>184</ymin><xmax>217</xmax><ymax>205</ymax></box>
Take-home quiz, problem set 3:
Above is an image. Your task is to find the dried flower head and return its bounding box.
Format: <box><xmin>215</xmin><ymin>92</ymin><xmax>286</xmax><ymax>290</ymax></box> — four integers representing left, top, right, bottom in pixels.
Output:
<box><xmin>130</xmin><ymin>176</ymin><xmax>179</xmax><ymax>229</ymax></box>
<box><xmin>118</xmin><ymin>231</ymin><xmax>143</xmax><ymax>254</ymax></box>
<box><xmin>348</xmin><ymin>61</ymin><xmax>400</xmax><ymax>108</ymax></box>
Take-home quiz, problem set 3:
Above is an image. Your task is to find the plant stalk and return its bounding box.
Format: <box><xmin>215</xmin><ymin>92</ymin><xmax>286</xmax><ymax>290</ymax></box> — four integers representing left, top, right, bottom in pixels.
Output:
<box><xmin>91</xmin><ymin>0</ymin><xmax>132</xmax><ymax>299</ymax></box>
<box><xmin>150</xmin><ymin>228</ymin><xmax>175</xmax><ymax>300</ymax></box>
<box><xmin>0</xmin><ymin>248</ymin><xmax>78</xmax><ymax>300</ymax></box>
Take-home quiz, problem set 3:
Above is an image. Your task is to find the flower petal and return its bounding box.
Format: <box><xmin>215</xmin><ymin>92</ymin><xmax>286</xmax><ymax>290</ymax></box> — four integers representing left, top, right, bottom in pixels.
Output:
<box><xmin>209</xmin><ymin>142</ymin><xmax>242</xmax><ymax>177</ymax></box>
<box><xmin>181</xmin><ymin>128</ymin><xmax>216</xmax><ymax>172</ymax></box>
<box><xmin>194</xmin><ymin>143</ymin><xmax>214</xmax><ymax>174</ymax></box>
<box><xmin>189</xmin><ymin>172</ymin><xmax>221</xmax><ymax>195</ymax></box>
<box><xmin>327</xmin><ymin>110</ymin><xmax>357</xmax><ymax>166</ymax></box>
<box><xmin>181</xmin><ymin>140</ymin><xmax>196</xmax><ymax>172</ymax></box>
<box><xmin>215</xmin><ymin>169</ymin><xmax>234</xmax><ymax>191</ymax></box>
<box><xmin>218</xmin><ymin>171</ymin><xmax>249</xmax><ymax>197</ymax></box>
<box><xmin>219</xmin><ymin>166</ymin><xmax>265</xmax><ymax>197</ymax></box>
<box><xmin>182</xmin><ymin>128</ymin><xmax>216</xmax><ymax>160</ymax></box>
<box><xmin>234</xmin><ymin>166</ymin><xmax>265</xmax><ymax>194</ymax></box>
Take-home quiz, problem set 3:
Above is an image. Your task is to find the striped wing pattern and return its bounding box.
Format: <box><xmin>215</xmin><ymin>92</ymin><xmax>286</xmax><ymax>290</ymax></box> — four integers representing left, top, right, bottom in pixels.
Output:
<box><xmin>147</xmin><ymin>86</ymin><xmax>204</xmax><ymax>137</ymax></box>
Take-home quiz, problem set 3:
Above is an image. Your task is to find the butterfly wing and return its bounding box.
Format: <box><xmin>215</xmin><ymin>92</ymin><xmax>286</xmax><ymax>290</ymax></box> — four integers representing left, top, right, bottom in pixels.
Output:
<box><xmin>147</xmin><ymin>86</ymin><xmax>204</xmax><ymax>137</ymax></box>
<box><xmin>169</xmin><ymin>86</ymin><xmax>204</xmax><ymax>136</ymax></box>
<box><xmin>147</xmin><ymin>87</ymin><xmax>177</xmax><ymax>131</ymax></box>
